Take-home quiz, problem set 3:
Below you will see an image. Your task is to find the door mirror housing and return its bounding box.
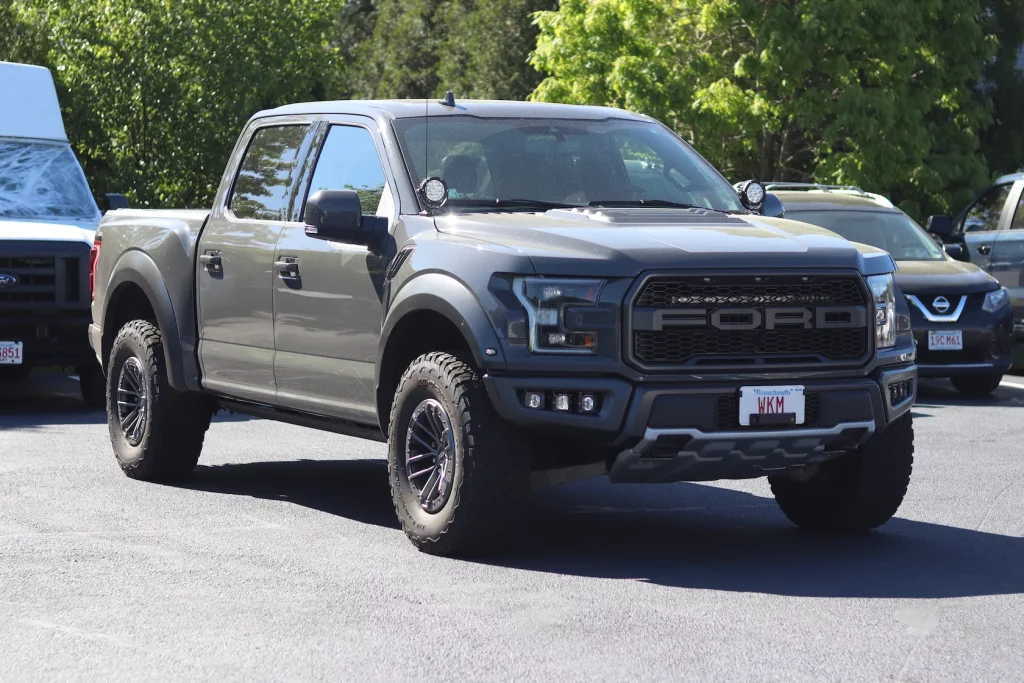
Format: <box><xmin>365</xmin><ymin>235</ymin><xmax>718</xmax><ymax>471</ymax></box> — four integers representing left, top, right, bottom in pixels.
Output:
<box><xmin>943</xmin><ymin>243</ymin><xmax>969</xmax><ymax>262</ymax></box>
<box><xmin>303</xmin><ymin>190</ymin><xmax>385</xmax><ymax>248</ymax></box>
<box><xmin>103</xmin><ymin>193</ymin><xmax>129</xmax><ymax>212</ymax></box>
<box><xmin>762</xmin><ymin>193</ymin><xmax>785</xmax><ymax>218</ymax></box>
<box><xmin>926</xmin><ymin>215</ymin><xmax>955</xmax><ymax>238</ymax></box>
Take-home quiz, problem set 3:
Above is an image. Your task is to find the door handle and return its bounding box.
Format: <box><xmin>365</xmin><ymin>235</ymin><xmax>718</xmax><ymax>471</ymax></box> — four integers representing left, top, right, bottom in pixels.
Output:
<box><xmin>274</xmin><ymin>260</ymin><xmax>299</xmax><ymax>277</ymax></box>
<box><xmin>977</xmin><ymin>244</ymin><xmax>992</xmax><ymax>255</ymax></box>
<box><xmin>199</xmin><ymin>253</ymin><xmax>222</xmax><ymax>272</ymax></box>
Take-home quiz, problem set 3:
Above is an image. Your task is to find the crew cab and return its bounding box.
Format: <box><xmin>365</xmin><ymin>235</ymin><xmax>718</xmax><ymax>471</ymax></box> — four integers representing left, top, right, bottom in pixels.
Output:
<box><xmin>91</xmin><ymin>98</ymin><xmax>918</xmax><ymax>555</ymax></box>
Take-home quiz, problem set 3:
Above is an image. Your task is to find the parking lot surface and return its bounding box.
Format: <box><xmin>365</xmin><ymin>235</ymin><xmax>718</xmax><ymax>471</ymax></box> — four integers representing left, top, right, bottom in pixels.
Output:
<box><xmin>1</xmin><ymin>374</ymin><xmax>1023</xmax><ymax>682</ymax></box>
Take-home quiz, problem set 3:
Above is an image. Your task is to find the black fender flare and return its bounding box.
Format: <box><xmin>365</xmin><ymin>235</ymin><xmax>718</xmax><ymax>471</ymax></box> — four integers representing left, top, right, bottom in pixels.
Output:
<box><xmin>375</xmin><ymin>273</ymin><xmax>507</xmax><ymax>428</ymax></box>
<box><xmin>102</xmin><ymin>250</ymin><xmax>192</xmax><ymax>392</ymax></box>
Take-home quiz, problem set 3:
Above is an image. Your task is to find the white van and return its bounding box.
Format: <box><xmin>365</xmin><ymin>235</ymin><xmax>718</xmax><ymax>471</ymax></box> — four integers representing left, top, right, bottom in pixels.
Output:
<box><xmin>0</xmin><ymin>61</ymin><xmax>105</xmax><ymax>405</ymax></box>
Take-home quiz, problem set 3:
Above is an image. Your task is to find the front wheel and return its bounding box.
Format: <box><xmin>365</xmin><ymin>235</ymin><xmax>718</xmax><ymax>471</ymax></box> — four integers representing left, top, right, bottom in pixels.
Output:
<box><xmin>387</xmin><ymin>351</ymin><xmax>531</xmax><ymax>556</ymax></box>
<box><xmin>769</xmin><ymin>414</ymin><xmax>914</xmax><ymax>532</ymax></box>
<box><xmin>951</xmin><ymin>374</ymin><xmax>1002</xmax><ymax>397</ymax></box>
<box><xmin>107</xmin><ymin>320</ymin><xmax>212</xmax><ymax>481</ymax></box>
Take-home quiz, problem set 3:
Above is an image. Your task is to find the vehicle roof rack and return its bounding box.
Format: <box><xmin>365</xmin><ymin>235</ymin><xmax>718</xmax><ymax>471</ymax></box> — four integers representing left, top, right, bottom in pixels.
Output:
<box><xmin>763</xmin><ymin>182</ymin><xmax>894</xmax><ymax>208</ymax></box>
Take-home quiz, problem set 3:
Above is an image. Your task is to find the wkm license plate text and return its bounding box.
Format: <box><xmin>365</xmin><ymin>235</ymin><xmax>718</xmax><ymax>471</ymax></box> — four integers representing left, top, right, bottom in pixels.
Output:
<box><xmin>739</xmin><ymin>385</ymin><xmax>805</xmax><ymax>426</ymax></box>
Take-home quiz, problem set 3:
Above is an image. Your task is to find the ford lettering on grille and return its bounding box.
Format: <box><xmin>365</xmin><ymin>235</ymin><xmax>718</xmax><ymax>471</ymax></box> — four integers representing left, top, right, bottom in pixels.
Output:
<box><xmin>630</xmin><ymin>274</ymin><xmax>870</xmax><ymax>368</ymax></box>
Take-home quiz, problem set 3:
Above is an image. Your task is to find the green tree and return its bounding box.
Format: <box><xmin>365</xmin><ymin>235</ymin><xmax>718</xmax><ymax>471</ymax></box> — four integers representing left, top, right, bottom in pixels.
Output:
<box><xmin>979</xmin><ymin>0</ymin><xmax>1024</xmax><ymax>177</ymax></box>
<box><xmin>532</xmin><ymin>0</ymin><xmax>996</xmax><ymax>218</ymax></box>
<box><xmin>15</xmin><ymin>0</ymin><xmax>339</xmax><ymax>207</ymax></box>
<box><xmin>351</xmin><ymin>0</ymin><xmax>555</xmax><ymax>100</ymax></box>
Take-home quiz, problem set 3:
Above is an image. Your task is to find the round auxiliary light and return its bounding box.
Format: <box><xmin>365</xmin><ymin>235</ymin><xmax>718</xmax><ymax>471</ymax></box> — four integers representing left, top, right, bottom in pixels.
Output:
<box><xmin>419</xmin><ymin>177</ymin><xmax>449</xmax><ymax>209</ymax></box>
<box><xmin>739</xmin><ymin>179</ymin><xmax>766</xmax><ymax>211</ymax></box>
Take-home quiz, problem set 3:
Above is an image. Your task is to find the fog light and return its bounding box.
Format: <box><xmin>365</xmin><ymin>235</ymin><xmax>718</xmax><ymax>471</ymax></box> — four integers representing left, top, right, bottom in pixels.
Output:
<box><xmin>553</xmin><ymin>393</ymin><xmax>571</xmax><ymax>411</ymax></box>
<box><xmin>579</xmin><ymin>393</ymin><xmax>597</xmax><ymax>413</ymax></box>
<box><xmin>523</xmin><ymin>391</ymin><xmax>544</xmax><ymax>409</ymax></box>
<box><xmin>547</xmin><ymin>332</ymin><xmax>567</xmax><ymax>345</ymax></box>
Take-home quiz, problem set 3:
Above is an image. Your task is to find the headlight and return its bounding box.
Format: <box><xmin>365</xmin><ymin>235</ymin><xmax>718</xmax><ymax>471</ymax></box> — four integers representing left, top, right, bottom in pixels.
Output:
<box><xmin>513</xmin><ymin>277</ymin><xmax>604</xmax><ymax>353</ymax></box>
<box><xmin>866</xmin><ymin>274</ymin><xmax>896</xmax><ymax>349</ymax></box>
<box><xmin>983</xmin><ymin>287</ymin><xmax>1010</xmax><ymax>313</ymax></box>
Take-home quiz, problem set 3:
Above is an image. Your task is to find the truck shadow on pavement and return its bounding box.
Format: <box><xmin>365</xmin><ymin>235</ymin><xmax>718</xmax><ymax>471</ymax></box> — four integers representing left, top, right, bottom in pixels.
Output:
<box><xmin>176</xmin><ymin>457</ymin><xmax>1023</xmax><ymax>600</ymax></box>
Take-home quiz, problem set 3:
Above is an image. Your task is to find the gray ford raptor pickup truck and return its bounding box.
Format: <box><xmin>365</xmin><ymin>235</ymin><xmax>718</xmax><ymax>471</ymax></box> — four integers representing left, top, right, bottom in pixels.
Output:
<box><xmin>90</xmin><ymin>98</ymin><xmax>917</xmax><ymax>556</ymax></box>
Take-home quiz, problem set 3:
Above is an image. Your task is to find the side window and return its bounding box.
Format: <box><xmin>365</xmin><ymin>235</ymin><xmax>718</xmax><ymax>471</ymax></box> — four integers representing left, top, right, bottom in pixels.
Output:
<box><xmin>962</xmin><ymin>183</ymin><xmax>1012</xmax><ymax>233</ymax></box>
<box><xmin>305</xmin><ymin>125</ymin><xmax>387</xmax><ymax>216</ymax></box>
<box><xmin>1009</xmin><ymin>188</ymin><xmax>1024</xmax><ymax>231</ymax></box>
<box><xmin>230</xmin><ymin>125</ymin><xmax>310</xmax><ymax>221</ymax></box>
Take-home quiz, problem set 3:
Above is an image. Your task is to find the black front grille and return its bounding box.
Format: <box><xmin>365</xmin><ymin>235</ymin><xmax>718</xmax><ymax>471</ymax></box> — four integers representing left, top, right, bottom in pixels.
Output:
<box><xmin>0</xmin><ymin>242</ymin><xmax>90</xmax><ymax>310</ymax></box>
<box><xmin>636</xmin><ymin>276</ymin><xmax>864</xmax><ymax>308</ymax></box>
<box><xmin>716</xmin><ymin>392</ymin><xmax>822</xmax><ymax>430</ymax></box>
<box><xmin>631</xmin><ymin>274</ymin><xmax>870</xmax><ymax>367</ymax></box>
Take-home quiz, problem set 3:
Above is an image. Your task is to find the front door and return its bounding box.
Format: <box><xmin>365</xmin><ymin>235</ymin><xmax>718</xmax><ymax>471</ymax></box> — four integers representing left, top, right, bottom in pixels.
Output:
<box><xmin>197</xmin><ymin>121</ymin><xmax>316</xmax><ymax>402</ymax></box>
<box><xmin>273</xmin><ymin>121</ymin><xmax>395</xmax><ymax>423</ymax></box>
<box><xmin>989</xmin><ymin>181</ymin><xmax>1024</xmax><ymax>322</ymax></box>
<box><xmin>959</xmin><ymin>181</ymin><xmax>1016</xmax><ymax>272</ymax></box>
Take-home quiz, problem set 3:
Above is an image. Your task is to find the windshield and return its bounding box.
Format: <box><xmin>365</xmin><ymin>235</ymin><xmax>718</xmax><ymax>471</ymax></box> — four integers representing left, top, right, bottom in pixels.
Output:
<box><xmin>787</xmin><ymin>209</ymin><xmax>946</xmax><ymax>261</ymax></box>
<box><xmin>393</xmin><ymin>116</ymin><xmax>744</xmax><ymax>213</ymax></box>
<box><xmin>0</xmin><ymin>140</ymin><xmax>100</xmax><ymax>223</ymax></box>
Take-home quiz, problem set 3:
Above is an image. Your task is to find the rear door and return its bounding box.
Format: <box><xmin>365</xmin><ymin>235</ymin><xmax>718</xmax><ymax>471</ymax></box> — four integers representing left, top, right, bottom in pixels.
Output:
<box><xmin>272</xmin><ymin>119</ymin><xmax>396</xmax><ymax>423</ymax></box>
<box><xmin>990</xmin><ymin>180</ymin><xmax>1024</xmax><ymax>322</ymax></box>
<box><xmin>196</xmin><ymin>120</ymin><xmax>317</xmax><ymax>402</ymax></box>
<box><xmin>958</xmin><ymin>181</ymin><xmax>1016</xmax><ymax>272</ymax></box>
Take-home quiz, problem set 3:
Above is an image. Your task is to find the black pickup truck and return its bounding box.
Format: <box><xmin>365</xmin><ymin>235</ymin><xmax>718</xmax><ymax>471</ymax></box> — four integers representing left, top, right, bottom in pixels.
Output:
<box><xmin>90</xmin><ymin>98</ymin><xmax>918</xmax><ymax>555</ymax></box>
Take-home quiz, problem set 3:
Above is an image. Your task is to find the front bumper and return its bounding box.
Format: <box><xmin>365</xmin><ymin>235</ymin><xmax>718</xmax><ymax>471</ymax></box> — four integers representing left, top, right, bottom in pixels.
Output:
<box><xmin>0</xmin><ymin>310</ymin><xmax>93</xmax><ymax>368</ymax></box>
<box><xmin>908</xmin><ymin>303</ymin><xmax>1013</xmax><ymax>378</ymax></box>
<box><xmin>484</xmin><ymin>364</ymin><xmax>916</xmax><ymax>483</ymax></box>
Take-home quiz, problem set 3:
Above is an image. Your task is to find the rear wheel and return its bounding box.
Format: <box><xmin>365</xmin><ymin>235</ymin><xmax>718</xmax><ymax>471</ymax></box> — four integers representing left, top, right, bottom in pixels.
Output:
<box><xmin>769</xmin><ymin>414</ymin><xmax>914</xmax><ymax>532</ymax></box>
<box><xmin>107</xmin><ymin>320</ymin><xmax>212</xmax><ymax>481</ymax></box>
<box><xmin>951</xmin><ymin>374</ymin><xmax>1002</xmax><ymax>397</ymax></box>
<box><xmin>387</xmin><ymin>351</ymin><xmax>531</xmax><ymax>556</ymax></box>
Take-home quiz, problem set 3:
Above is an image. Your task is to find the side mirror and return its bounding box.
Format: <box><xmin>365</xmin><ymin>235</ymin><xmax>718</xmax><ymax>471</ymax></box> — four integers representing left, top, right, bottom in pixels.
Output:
<box><xmin>103</xmin><ymin>193</ymin><xmax>128</xmax><ymax>212</ymax></box>
<box><xmin>303</xmin><ymin>190</ymin><xmax>384</xmax><ymax>247</ymax></box>
<box><xmin>762</xmin><ymin>193</ymin><xmax>785</xmax><ymax>219</ymax></box>
<box><xmin>944</xmin><ymin>243</ymin><xmax>970</xmax><ymax>262</ymax></box>
<box><xmin>926</xmin><ymin>215</ymin><xmax>954</xmax><ymax>238</ymax></box>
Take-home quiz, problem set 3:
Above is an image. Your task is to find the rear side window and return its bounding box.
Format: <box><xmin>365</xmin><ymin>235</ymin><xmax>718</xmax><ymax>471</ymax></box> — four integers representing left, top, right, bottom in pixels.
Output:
<box><xmin>230</xmin><ymin>125</ymin><xmax>310</xmax><ymax>221</ymax></box>
<box><xmin>962</xmin><ymin>183</ymin><xmax>1012</xmax><ymax>233</ymax></box>
<box><xmin>304</xmin><ymin>125</ymin><xmax>387</xmax><ymax>216</ymax></box>
<box><xmin>1009</xmin><ymin>187</ymin><xmax>1024</xmax><ymax>230</ymax></box>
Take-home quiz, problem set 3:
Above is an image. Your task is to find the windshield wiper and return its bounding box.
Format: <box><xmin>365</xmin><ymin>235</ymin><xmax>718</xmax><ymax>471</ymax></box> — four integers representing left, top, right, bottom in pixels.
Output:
<box><xmin>587</xmin><ymin>199</ymin><xmax>744</xmax><ymax>213</ymax></box>
<box><xmin>445</xmin><ymin>198</ymin><xmax>578</xmax><ymax>212</ymax></box>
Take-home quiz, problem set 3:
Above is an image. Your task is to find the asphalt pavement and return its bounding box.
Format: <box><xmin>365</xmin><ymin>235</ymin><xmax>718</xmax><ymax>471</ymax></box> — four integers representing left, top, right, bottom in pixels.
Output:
<box><xmin>1</xmin><ymin>372</ymin><xmax>1022</xmax><ymax>682</ymax></box>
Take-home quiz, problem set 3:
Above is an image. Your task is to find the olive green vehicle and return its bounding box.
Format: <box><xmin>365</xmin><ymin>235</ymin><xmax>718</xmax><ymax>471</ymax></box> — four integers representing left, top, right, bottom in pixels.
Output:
<box><xmin>90</xmin><ymin>99</ymin><xmax>917</xmax><ymax>556</ymax></box>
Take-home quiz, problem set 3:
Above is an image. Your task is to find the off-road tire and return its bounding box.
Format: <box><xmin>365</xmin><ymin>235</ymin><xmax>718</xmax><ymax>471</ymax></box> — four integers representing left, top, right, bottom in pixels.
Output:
<box><xmin>769</xmin><ymin>413</ymin><xmax>914</xmax><ymax>532</ymax></box>
<box><xmin>77</xmin><ymin>362</ymin><xmax>105</xmax><ymax>409</ymax></box>
<box><xmin>951</xmin><ymin>374</ymin><xmax>1002</xmax><ymax>397</ymax></box>
<box><xmin>387</xmin><ymin>351</ymin><xmax>530</xmax><ymax>556</ymax></box>
<box><xmin>107</xmin><ymin>320</ymin><xmax>211</xmax><ymax>481</ymax></box>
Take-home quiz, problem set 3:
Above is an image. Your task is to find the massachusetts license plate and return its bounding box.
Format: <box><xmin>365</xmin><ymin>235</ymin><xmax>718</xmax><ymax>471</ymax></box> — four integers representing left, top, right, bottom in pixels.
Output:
<box><xmin>739</xmin><ymin>385</ymin><xmax>805</xmax><ymax>426</ymax></box>
<box><xmin>0</xmin><ymin>341</ymin><xmax>23</xmax><ymax>365</ymax></box>
<box><xmin>928</xmin><ymin>330</ymin><xmax>963</xmax><ymax>350</ymax></box>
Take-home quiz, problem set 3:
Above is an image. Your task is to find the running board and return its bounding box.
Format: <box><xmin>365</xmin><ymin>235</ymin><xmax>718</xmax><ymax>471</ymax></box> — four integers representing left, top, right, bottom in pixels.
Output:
<box><xmin>217</xmin><ymin>398</ymin><xmax>387</xmax><ymax>443</ymax></box>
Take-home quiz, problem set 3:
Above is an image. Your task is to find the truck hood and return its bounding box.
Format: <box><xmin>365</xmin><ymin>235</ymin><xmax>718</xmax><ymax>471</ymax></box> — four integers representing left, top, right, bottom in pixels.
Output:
<box><xmin>894</xmin><ymin>258</ymin><xmax>998</xmax><ymax>295</ymax></box>
<box><xmin>0</xmin><ymin>218</ymin><xmax>96</xmax><ymax>244</ymax></box>
<box><xmin>434</xmin><ymin>208</ymin><xmax>894</xmax><ymax>277</ymax></box>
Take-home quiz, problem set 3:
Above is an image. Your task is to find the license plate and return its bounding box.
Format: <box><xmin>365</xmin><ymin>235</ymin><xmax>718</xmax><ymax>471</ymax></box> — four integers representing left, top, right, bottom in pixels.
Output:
<box><xmin>0</xmin><ymin>341</ymin><xmax>23</xmax><ymax>365</ymax></box>
<box><xmin>739</xmin><ymin>385</ymin><xmax>805</xmax><ymax>426</ymax></box>
<box><xmin>928</xmin><ymin>330</ymin><xmax>963</xmax><ymax>350</ymax></box>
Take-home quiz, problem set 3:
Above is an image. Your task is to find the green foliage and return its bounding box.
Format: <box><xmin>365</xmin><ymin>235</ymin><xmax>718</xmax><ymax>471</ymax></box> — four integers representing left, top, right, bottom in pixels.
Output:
<box><xmin>532</xmin><ymin>0</ymin><xmax>1001</xmax><ymax>218</ymax></box>
<box><xmin>979</xmin><ymin>0</ymin><xmax>1024</xmax><ymax>176</ymax></box>
<box><xmin>12</xmin><ymin>0</ymin><xmax>338</xmax><ymax>207</ymax></box>
<box><xmin>352</xmin><ymin>0</ymin><xmax>556</xmax><ymax>99</ymax></box>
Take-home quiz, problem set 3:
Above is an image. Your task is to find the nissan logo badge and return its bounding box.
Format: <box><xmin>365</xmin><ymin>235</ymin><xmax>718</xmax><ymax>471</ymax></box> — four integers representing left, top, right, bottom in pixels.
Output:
<box><xmin>932</xmin><ymin>296</ymin><xmax>950</xmax><ymax>313</ymax></box>
<box><xmin>0</xmin><ymin>273</ymin><xmax>18</xmax><ymax>289</ymax></box>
